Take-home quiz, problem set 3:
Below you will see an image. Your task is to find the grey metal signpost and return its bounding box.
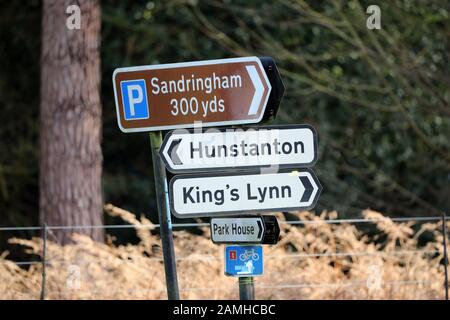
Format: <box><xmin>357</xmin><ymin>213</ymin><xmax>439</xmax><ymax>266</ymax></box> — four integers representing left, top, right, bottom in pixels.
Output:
<box><xmin>150</xmin><ymin>131</ymin><xmax>180</xmax><ymax>300</ymax></box>
<box><xmin>239</xmin><ymin>277</ymin><xmax>255</xmax><ymax>300</ymax></box>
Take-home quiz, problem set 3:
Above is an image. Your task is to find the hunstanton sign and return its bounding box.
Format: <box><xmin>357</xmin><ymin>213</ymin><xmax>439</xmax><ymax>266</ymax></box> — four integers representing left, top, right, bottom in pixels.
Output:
<box><xmin>160</xmin><ymin>125</ymin><xmax>317</xmax><ymax>173</ymax></box>
<box><xmin>112</xmin><ymin>57</ymin><xmax>272</xmax><ymax>132</ymax></box>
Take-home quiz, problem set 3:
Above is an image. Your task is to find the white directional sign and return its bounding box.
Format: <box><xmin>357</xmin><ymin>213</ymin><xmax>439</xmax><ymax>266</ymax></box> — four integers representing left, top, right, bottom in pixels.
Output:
<box><xmin>211</xmin><ymin>217</ymin><xmax>265</xmax><ymax>244</ymax></box>
<box><xmin>169</xmin><ymin>169</ymin><xmax>321</xmax><ymax>218</ymax></box>
<box><xmin>160</xmin><ymin>125</ymin><xmax>317</xmax><ymax>173</ymax></box>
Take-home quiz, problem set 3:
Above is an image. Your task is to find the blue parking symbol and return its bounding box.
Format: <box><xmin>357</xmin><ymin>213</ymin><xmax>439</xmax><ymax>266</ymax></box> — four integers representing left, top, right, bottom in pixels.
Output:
<box><xmin>225</xmin><ymin>245</ymin><xmax>263</xmax><ymax>277</ymax></box>
<box><xmin>120</xmin><ymin>79</ymin><xmax>149</xmax><ymax>120</ymax></box>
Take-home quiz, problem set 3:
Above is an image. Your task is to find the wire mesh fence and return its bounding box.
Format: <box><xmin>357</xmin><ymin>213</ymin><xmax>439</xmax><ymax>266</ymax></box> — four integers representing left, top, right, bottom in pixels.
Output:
<box><xmin>0</xmin><ymin>213</ymin><xmax>448</xmax><ymax>300</ymax></box>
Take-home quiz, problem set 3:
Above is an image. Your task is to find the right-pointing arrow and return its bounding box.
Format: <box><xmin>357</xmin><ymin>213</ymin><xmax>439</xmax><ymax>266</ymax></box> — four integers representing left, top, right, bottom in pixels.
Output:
<box><xmin>257</xmin><ymin>219</ymin><xmax>263</xmax><ymax>239</ymax></box>
<box><xmin>168</xmin><ymin>138</ymin><xmax>182</xmax><ymax>165</ymax></box>
<box><xmin>246</xmin><ymin>65</ymin><xmax>265</xmax><ymax>115</ymax></box>
<box><xmin>299</xmin><ymin>176</ymin><xmax>314</xmax><ymax>203</ymax></box>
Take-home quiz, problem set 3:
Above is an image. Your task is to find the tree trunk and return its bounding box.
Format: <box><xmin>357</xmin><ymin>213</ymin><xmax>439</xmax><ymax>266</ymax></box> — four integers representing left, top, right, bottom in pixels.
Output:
<box><xmin>40</xmin><ymin>0</ymin><xmax>103</xmax><ymax>243</ymax></box>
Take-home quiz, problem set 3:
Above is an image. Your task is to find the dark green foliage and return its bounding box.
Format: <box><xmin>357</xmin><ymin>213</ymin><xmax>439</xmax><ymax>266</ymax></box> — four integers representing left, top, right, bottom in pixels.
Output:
<box><xmin>0</xmin><ymin>0</ymin><xmax>41</xmax><ymax>227</ymax></box>
<box><xmin>0</xmin><ymin>0</ymin><xmax>448</xmax><ymax>233</ymax></box>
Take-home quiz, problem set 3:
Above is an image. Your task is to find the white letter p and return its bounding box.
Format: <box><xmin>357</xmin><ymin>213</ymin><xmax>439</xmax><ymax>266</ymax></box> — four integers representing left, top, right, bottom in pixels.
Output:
<box><xmin>127</xmin><ymin>85</ymin><xmax>143</xmax><ymax>116</ymax></box>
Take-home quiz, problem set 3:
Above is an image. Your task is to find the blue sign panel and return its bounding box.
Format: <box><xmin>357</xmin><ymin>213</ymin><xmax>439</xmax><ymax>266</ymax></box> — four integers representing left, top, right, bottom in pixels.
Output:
<box><xmin>120</xmin><ymin>79</ymin><xmax>149</xmax><ymax>120</ymax></box>
<box><xmin>224</xmin><ymin>245</ymin><xmax>263</xmax><ymax>277</ymax></box>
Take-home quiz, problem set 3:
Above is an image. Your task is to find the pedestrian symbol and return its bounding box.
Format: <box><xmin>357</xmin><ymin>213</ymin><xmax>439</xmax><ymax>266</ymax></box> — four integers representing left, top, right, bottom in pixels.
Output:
<box><xmin>120</xmin><ymin>79</ymin><xmax>149</xmax><ymax>120</ymax></box>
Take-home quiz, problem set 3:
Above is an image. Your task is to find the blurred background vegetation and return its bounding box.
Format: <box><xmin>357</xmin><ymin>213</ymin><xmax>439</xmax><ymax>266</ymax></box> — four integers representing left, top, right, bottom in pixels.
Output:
<box><xmin>0</xmin><ymin>0</ymin><xmax>449</xmax><ymax>234</ymax></box>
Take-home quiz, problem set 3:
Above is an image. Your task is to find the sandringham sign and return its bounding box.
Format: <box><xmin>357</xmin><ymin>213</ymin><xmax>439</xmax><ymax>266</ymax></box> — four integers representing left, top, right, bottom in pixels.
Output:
<box><xmin>113</xmin><ymin>57</ymin><xmax>272</xmax><ymax>132</ymax></box>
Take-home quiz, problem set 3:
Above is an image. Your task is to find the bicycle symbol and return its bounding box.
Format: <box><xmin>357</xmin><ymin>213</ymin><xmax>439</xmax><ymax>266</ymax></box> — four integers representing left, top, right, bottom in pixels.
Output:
<box><xmin>239</xmin><ymin>249</ymin><xmax>260</xmax><ymax>261</ymax></box>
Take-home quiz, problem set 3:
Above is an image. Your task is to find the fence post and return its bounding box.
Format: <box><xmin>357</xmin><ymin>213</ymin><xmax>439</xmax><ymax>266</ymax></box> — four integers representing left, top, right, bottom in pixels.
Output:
<box><xmin>40</xmin><ymin>223</ymin><xmax>47</xmax><ymax>300</ymax></box>
<box><xmin>442</xmin><ymin>213</ymin><xmax>448</xmax><ymax>300</ymax></box>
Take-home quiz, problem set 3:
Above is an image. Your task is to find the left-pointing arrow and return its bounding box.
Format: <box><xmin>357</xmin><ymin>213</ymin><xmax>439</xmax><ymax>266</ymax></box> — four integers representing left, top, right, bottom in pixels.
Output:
<box><xmin>167</xmin><ymin>138</ymin><xmax>182</xmax><ymax>165</ymax></box>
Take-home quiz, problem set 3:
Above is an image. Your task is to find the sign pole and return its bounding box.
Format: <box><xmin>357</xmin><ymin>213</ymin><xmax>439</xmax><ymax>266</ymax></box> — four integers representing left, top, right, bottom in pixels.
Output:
<box><xmin>239</xmin><ymin>276</ymin><xmax>255</xmax><ymax>300</ymax></box>
<box><xmin>149</xmin><ymin>131</ymin><xmax>180</xmax><ymax>300</ymax></box>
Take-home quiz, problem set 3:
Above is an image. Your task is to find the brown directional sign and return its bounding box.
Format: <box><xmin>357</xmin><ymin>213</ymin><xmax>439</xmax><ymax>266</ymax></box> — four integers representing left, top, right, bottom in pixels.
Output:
<box><xmin>112</xmin><ymin>57</ymin><xmax>272</xmax><ymax>132</ymax></box>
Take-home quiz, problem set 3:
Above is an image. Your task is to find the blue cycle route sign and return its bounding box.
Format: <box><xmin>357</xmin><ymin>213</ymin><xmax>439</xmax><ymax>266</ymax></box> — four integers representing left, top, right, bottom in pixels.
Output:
<box><xmin>224</xmin><ymin>245</ymin><xmax>263</xmax><ymax>277</ymax></box>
